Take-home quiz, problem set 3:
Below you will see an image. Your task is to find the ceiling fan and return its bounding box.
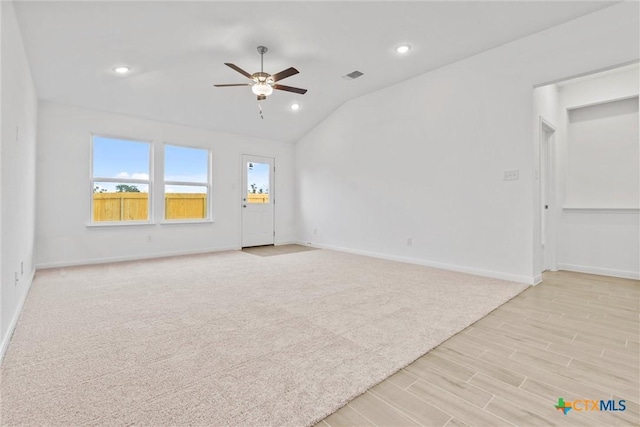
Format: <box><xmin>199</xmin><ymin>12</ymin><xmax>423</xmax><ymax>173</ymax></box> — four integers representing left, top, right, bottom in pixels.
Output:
<box><xmin>214</xmin><ymin>46</ymin><xmax>307</xmax><ymax>101</ymax></box>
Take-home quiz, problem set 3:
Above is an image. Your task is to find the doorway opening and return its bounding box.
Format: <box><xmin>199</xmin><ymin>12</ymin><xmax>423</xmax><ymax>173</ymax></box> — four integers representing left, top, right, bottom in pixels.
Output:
<box><xmin>533</xmin><ymin>61</ymin><xmax>639</xmax><ymax>280</ymax></box>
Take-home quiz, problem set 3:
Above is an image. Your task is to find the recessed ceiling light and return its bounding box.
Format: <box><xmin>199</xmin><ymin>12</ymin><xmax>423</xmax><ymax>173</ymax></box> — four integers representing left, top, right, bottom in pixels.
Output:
<box><xmin>113</xmin><ymin>66</ymin><xmax>130</xmax><ymax>74</ymax></box>
<box><xmin>290</xmin><ymin>103</ymin><xmax>300</xmax><ymax>111</ymax></box>
<box><xmin>396</xmin><ymin>45</ymin><xmax>411</xmax><ymax>54</ymax></box>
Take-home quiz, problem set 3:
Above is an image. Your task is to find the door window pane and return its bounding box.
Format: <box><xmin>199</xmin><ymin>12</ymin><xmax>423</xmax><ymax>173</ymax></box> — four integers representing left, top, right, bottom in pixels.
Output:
<box><xmin>247</xmin><ymin>162</ymin><xmax>270</xmax><ymax>203</ymax></box>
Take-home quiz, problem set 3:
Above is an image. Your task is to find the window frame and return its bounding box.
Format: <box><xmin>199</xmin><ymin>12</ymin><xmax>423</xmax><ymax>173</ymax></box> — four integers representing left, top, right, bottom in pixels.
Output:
<box><xmin>161</xmin><ymin>142</ymin><xmax>213</xmax><ymax>224</ymax></box>
<box><xmin>89</xmin><ymin>133</ymin><xmax>154</xmax><ymax>226</ymax></box>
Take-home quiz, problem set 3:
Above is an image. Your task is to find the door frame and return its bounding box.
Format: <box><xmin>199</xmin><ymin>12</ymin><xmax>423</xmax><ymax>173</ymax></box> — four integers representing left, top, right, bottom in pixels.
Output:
<box><xmin>539</xmin><ymin>117</ymin><xmax>557</xmax><ymax>272</ymax></box>
<box><xmin>241</xmin><ymin>154</ymin><xmax>275</xmax><ymax>248</ymax></box>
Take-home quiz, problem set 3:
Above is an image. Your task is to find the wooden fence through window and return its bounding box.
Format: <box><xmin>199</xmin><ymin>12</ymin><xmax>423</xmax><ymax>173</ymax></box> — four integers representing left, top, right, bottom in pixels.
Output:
<box><xmin>93</xmin><ymin>192</ymin><xmax>270</xmax><ymax>221</ymax></box>
<box><xmin>93</xmin><ymin>193</ymin><xmax>207</xmax><ymax>221</ymax></box>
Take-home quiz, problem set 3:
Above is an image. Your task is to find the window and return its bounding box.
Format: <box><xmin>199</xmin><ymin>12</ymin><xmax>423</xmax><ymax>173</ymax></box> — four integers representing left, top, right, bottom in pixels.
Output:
<box><xmin>164</xmin><ymin>144</ymin><xmax>210</xmax><ymax>220</ymax></box>
<box><xmin>247</xmin><ymin>161</ymin><xmax>270</xmax><ymax>204</ymax></box>
<box><xmin>92</xmin><ymin>136</ymin><xmax>151</xmax><ymax>222</ymax></box>
<box><xmin>90</xmin><ymin>137</ymin><xmax>211</xmax><ymax>224</ymax></box>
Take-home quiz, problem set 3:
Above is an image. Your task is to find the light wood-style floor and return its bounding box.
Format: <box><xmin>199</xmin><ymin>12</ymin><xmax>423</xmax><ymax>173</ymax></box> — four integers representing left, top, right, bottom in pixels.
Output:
<box><xmin>319</xmin><ymin>271</ymin><xmax>640</xmax><ymax>426</ymax></box>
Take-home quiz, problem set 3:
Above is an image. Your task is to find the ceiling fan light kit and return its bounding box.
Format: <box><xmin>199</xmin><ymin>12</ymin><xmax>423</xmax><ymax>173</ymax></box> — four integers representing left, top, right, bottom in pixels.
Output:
<box><xmin>214</xmin><ymin>45</ymin><xmax>308</xmax><ymax>102</ymax></box>
<box><xmin>252</xmin><ymin>81</ymin><xmax>273</xmax><ymax>96</ymax></box>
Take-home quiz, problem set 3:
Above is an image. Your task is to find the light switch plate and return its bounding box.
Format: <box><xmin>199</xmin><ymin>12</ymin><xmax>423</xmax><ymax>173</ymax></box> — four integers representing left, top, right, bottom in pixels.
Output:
<box><xmin>503</xmin><ymin>170</ymin><xmax>519</xmax><ymax>181</ymax></box>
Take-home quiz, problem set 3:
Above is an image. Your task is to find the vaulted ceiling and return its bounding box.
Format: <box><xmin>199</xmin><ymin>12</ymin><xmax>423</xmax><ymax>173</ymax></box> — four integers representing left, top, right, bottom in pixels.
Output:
<box><xmin>14</xmin><ymin>1</ymin><xmax>615</xmax><ymax>142</ymax></box>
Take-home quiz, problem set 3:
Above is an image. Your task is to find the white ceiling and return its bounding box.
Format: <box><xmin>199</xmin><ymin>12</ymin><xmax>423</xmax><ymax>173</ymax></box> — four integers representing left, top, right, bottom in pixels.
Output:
<box><xmin>14</xmin><ymin>1</ymin><xmax>616</xmax><ymax>143</ymax></box>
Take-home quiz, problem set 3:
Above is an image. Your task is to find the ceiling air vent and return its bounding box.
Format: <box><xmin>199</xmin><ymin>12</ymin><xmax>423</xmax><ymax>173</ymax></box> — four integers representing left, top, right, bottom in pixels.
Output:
<box><xmin>342</xmin><ymin>70</ymin><xmax>364</xmax><ymax>80</ymax></box>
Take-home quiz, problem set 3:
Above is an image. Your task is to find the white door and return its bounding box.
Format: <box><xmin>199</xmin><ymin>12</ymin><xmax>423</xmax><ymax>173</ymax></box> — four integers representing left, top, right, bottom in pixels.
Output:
<box><xmin>242</xmin><ymin>155</ymin><xmax>275</xmax><ymax>247</ymax></box>
<box><xmin>540</xmin><ymin>120</ymin><xmax>556</xmax><ymax>271</ymax></box>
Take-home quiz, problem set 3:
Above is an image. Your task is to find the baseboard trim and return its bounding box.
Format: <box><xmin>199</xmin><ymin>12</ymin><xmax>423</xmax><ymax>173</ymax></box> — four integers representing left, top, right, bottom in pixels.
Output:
<box><xmin>557</xmin><ymin>263</ymin><xmax>640</xmax><ymax>280</ymax></box>
<box><xmin>35</xmin><ymin>246</ymin><xmax>241</xmax><ymax>270</ymax></box>
<box><xmin>533</xmin><ymin>274</ymin><xmax>543</xmax><ymax>285</ymax></box>
<box><xmin>302</xmin><ymin>242</ymin><xmax>535</xmax><ymax>285</ymax></box>
<box><xmin>0</xmin><ymin>268</ymin><xmax>36</xmax><ymax>363</ymax></box>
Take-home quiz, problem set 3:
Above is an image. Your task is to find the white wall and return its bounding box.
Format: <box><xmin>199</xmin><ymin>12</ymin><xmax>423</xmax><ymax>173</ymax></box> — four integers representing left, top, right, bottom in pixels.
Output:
<box><xmin>562</xmin><ymin>69</ymin><xmax>639</xmax><ymax>208</ymax></box>
<box><xmin>558</xmin><ymin>211</ymin><xmax>639</xmax><ymax>279</ymax></box>
<box><xmin>560</xmin><ymin>66</ymin><xmax>639</xmax><ymax>109</ymax></box>
<box><xmin>36</xmin><ymin>102</ymin><xmax>295</xmax><ymax>268</ymax></box>
<box><xmin>555</xmin><ymin>68</ymin><xmax>640</xmax><ymax>279</ymax></box>
<box><xmin>566</xmin><ymin>98</ymin><xmax>638</xmax><ymax>207</ymax></box>
<box><xmin>296</xmin><ymin>2</ymin><xmax>639</xmax><ymax>284</ymax></box>
<box><xmin>1</xmin><ymin>1</ymin><xmax>38</xmax><ymax>357</ymax></box>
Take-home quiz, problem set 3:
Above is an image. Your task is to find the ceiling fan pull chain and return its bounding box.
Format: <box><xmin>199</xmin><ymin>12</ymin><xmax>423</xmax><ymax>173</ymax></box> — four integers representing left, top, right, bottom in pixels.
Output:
<box><xmin>258</xmin><ymin>103</ymin><xmax>264</xmax><ymax>120</ymax></box>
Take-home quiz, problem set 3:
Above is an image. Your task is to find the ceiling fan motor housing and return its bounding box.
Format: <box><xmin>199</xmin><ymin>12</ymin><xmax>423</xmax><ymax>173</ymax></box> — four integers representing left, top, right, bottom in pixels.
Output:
<box><xmin>252</xmin><ymin>72</ymin><xmax>274</xmax><ymax>85</ymax></box>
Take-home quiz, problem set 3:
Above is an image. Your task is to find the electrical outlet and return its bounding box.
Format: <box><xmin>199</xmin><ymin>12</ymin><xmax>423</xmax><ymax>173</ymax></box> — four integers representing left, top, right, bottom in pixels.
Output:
<box><xmin>21</xmin><ymin>261</ymin><xmax>24</xmax><ymax>275</ymax></box>
<box><xmin>407</xmin><ymin>237</ymin><xmax>413</xmax><ymax>246</ymax></box>
<box><xmin>503</xmin><ymin>170</ymin><xmax>519</xmax><ymax>181</ymax></box>
<box><xmin>313</xmin><ymin>228</ymin><xmax>318</xmax><ymax>235</ymax></box>
<box><xmin>15</xmin><ymin>272</ymin><xmax>18</xmax><ymax>286</ymax></box>
<box><xmin>147</xmin><ymin>235</ymin><xmax>152</xmax><ymax>243</ymax></box>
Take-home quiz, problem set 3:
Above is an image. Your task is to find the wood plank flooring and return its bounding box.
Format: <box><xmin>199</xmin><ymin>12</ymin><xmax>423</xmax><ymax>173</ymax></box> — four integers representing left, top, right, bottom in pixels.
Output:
<box><xmin>319</xmin><ymin>271</ymin><xmax>640</xmax><ymax>426</ymax></box>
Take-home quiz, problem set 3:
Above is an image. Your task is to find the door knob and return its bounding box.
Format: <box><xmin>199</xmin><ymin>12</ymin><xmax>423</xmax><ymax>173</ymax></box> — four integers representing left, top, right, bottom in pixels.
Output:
<box><xmin>243</xmin><ymin>204</ymin><xmax>247</xmax><ymax>208</ymax></box>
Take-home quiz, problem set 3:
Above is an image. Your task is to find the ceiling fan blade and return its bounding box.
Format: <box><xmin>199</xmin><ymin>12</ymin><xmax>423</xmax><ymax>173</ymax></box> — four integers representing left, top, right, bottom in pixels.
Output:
<box><xmin>214</xmin><ymin>83</ymin><xmax>252</xmax><ymax>87</ymax></box>
<box><xmin>271</xmin><ymin>67</ymin><xmax>299</xmax><ymax>82</ymax></box>
<box><xmin>224</xmin><ymin>63</ymin><xmax>253</xmax><ymax>80</ymax></box>
<box><xmin>273</xmin><ymin>84</ymin><xmax>307</xmax><ymax>95</ymax></box>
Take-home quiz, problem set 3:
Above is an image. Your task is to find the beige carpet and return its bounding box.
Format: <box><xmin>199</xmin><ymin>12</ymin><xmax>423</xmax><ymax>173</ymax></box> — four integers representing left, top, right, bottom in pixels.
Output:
<box><xmin>1</xmin><ymin>249</ymin><xmax>527</xmax><ymax>426</ymax></box>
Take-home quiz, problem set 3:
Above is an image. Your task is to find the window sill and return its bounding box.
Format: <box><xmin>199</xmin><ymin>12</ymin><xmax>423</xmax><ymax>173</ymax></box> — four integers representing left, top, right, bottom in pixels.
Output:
<box><xmin>87</xmin><ymin>219</ymin><xmax>215</xmax><ymax>228</ymax></box>
<box><xmin>87</xmin><ymin>221</ymin><xmax>155</xmax><ymax>228</ymax></box>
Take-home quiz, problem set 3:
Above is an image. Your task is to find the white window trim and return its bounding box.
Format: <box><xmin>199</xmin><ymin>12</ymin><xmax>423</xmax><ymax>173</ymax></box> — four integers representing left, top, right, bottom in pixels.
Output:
<box><xmin>162</xmin><ymin>142</ymin><xmax>213</xmax><ymax>223</ymax></box>
<box><xmin>89</xmin><ymin>134</ymin><xmax>154</xmax><ymax>226</ymax></box>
